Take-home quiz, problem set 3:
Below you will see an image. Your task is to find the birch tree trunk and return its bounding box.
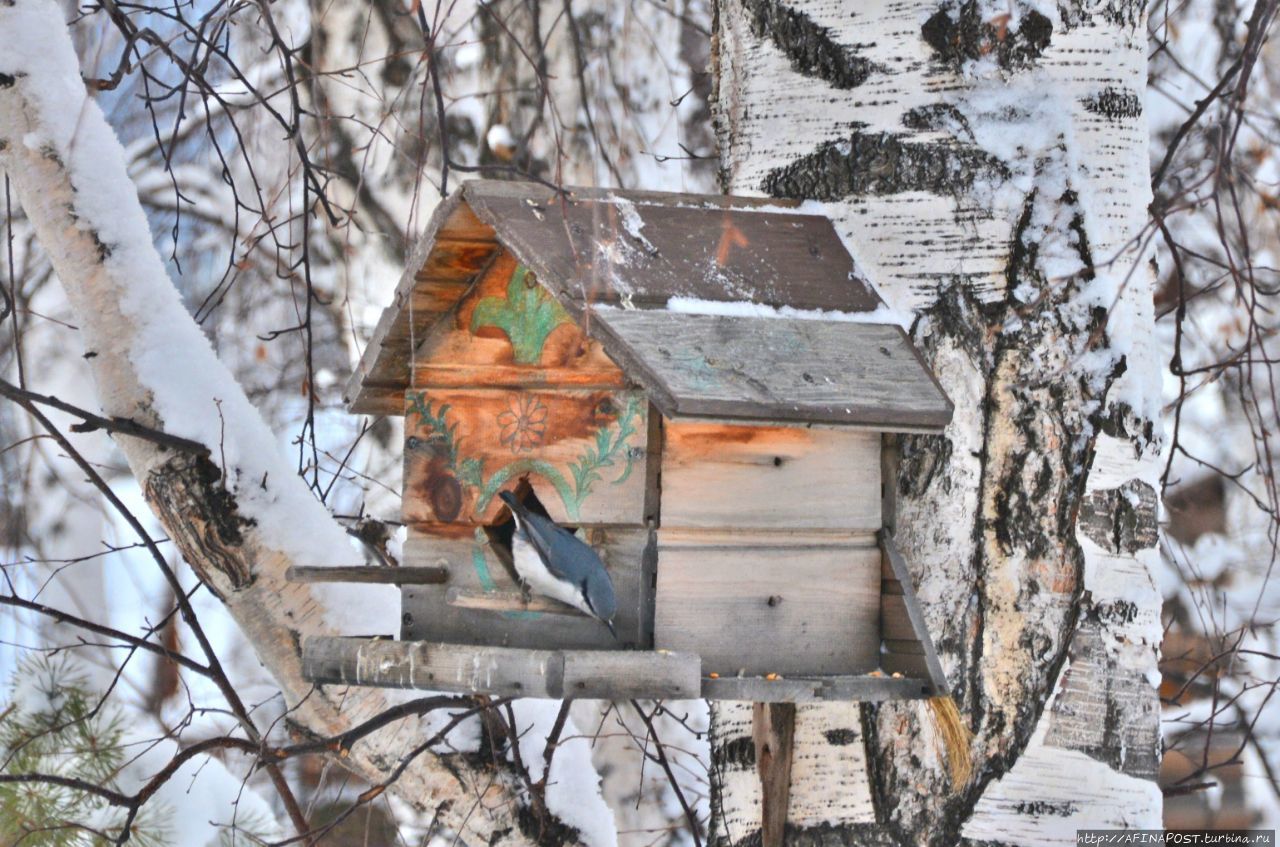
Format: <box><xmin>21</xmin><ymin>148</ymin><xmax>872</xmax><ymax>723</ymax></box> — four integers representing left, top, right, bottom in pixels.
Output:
<box><xmin>709</xmin><ymin>1</ymin><xmax>1163</xmax><ymax>844</ymax></box>
<box><xmin>0</xmin><ymin>3</ymin><xmax>540</xmax><ymax>843</ymax></box>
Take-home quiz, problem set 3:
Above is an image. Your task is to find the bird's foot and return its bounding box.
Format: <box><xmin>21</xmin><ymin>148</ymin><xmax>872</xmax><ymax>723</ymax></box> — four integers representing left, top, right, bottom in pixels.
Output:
<box><xmin>519</xmin><ymin>582</ymin><xmax>532</xmax><ymax>605</ymax></box>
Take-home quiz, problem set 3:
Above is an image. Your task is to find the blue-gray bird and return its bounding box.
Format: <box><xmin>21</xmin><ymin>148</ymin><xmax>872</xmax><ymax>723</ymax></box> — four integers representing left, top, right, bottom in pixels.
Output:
<box><xmin>499</xmin><ymin>491</ymin><xmax>618</xmax><ymax>638</ymax></box>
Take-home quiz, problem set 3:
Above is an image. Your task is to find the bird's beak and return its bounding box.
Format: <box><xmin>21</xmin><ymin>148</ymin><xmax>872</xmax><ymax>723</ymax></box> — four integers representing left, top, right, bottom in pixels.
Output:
<box><xmin>605</xmin><ymin>619</ymin><xmax>618</xmax><ymax>641</ymax></box>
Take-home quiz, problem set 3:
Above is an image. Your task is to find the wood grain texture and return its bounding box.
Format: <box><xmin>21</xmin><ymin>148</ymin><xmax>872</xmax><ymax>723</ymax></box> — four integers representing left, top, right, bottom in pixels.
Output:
<box><xmin>879</xmin><ymin>530</ymin><xmax>948</xmax><ymax>695</ymax></box>
<box><xmin>302</xmin><ymin>636</ymin><xmax>700</xmax><ymax>699</ymax></box>
<box><xmin>660</xmin><ymin>421</ymin><xmax>881</xmax><ymax>530</ymax></box>
<box><xmin>346</xmin><ymin>195</ymin><xmax>499</xmax><ymax>413</ymax></box>
<box><xmin>754</xmin><ymin>703</ymin><xmax>796</xmax><ymax>847</ymax></box>
<box><xmin>412</xmin><ymin>252</ymin><xmax>628</xmax><ymax>389</ymax></box>
<box><xmin>702</xmin><ymin>674</ymin><xmax>930</xmax><ymax>702</ymax></box>
<box><xmin>402</xmin><ymin>387</ymin><xmax>650</xmax><ymax>526</ymax></box>
<box><xmin>461</xmin><ymin>180</ymin><xmax>881</xmax><ymax>312</ymax></box>
<box><xmin>401</xmin><ymin>527</ymin><xmax>652</xmax><ymax>650</ymax></box>
<box><xmin>593</xmin><ymin>310</ymin><xmax>952</xmax><ymax>429</ymax></box>
<box><xmin>654</xmin><ymin>531</ymin><xmax>881</xmax><ymax>675</ymax></box>
<box><xmin>285</xmin><ymin>566</ymin><xmax>448</xmax><ymax>585</ymax></box>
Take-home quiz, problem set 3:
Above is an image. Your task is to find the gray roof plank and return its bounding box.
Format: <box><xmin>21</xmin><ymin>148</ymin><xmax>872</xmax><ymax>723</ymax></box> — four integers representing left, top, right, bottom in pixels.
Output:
<box><xmin>591</xmin><ymin>310</ymin><xmax>952</xmax><ymax>429</ymax></box>
<box><xmin>463</xmin><ymin>181</ymin><xmax>881</xmax><ymax>312</ymax></box>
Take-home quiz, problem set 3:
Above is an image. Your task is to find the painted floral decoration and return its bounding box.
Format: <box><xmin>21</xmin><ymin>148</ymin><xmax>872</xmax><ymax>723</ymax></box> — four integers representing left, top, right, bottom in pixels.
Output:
<box><xmin>498</xmin><ymin>394</ymin><xmax>548</xmax><ymax>453</ymax></box>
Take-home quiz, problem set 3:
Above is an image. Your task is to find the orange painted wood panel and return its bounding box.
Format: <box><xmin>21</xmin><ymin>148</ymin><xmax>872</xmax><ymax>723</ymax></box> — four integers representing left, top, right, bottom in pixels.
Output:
<box><xmin>413</xmin><ymin>252</ymin><xmax>626</xmax><ymax>389</ymax></box>
<box><xmin>402</xmin><ymin>388</ymin><xmax>651</xmax><ymax>526</ymax></box>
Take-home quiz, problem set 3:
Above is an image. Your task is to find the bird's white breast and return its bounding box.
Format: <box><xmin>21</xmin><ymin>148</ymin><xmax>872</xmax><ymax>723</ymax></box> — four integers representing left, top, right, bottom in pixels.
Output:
<box><xmin>512</xmin><ymin>532</ymin><xmax>592</xmax><ymax>615</ymax></box>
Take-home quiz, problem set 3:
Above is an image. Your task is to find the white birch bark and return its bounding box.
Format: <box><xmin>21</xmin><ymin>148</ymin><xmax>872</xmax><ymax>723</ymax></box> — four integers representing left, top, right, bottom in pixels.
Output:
<box><xmin>0</xmin><ymin>2</ymin><xmax>539</xmax><ymax>842</ymax></box>
<box><xmin>711</xmin><ymin>0</ymin><xmax>1163</xmax><ymax>843</ymax></box>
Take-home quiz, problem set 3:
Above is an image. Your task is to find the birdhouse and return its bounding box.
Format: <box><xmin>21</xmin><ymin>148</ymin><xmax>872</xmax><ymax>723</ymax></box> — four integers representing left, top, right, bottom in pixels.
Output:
<box><xmin>300</xmin><ymin>180</ymin><xmax>953</xmax><ymax>702</ymax></box>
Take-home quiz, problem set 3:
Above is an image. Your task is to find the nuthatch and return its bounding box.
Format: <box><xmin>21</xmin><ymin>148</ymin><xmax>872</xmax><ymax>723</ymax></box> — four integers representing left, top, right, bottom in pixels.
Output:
<box><xmin>499</xmin><ymin>491</ymin><xmax>618</xmax><ymax>638</ymax></box>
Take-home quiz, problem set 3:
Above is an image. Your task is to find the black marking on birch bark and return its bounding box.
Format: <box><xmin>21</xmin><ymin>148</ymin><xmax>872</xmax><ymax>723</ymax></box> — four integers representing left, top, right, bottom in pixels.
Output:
<box><xmin>143</xmin><ymin>454</ymin><xmax>256</xmax><ymax>596</ymax></box>
<box><xmin>1044</xmin><ymin>623</ymin><xmax>1160</xmax><ymax>779</ymax></box>
<box><xmin>0</xmin><ymin>73</ymin><xmax>16</xmax><ymax>88</ymax></box>
<box><xmin>877</xmin><ymin>185</ymin><xmax>1130</xmax><ymax>843</ymax></box>
<box><xmin>729</xmin><ymin>822</ymin><xmax>904</xmax><ymax>847</ymax></box>
<box><xmin>1012</xmin><ymin>800</ymin><xmax>1077</xmax><ymax>816</ymax></box>
<box><xmin>1058</xmin><ymin>0</ymin><xmax>1145</xmax><ymax>30</ymax></box>
<box><xmin>898</xmin><ymin>432</ymin><xmax>954</xmax><ymax>498</ymax></box>
<box><xmin>1082</xmin><ymin>86</ymin><xmax>1143</xmax><ymax>120</ymax></box>
<box><xmin>1097</xmin><ymin>400</ymin><xmax>1156</xmax><ymax>448</ymax></box>
<box><xmin>1079</xmin><ymin>480</ymin><xmax>1158</xmax><ymax>553</ymax></box>
<box><xmin>761</xmin><ymin>132</ymin><xmax>1007</xmax><ymax>201</ymax></box>
<box><xmin>902</xmin><ymin>104</ymin><xmax>976</xmax><ymax>143</ymax></box>
<box><xmin>822</xmin><ymin>727</ymin><xmax>860</xmax><ymax>745</ymax></box>
<box><xmin>515</xmin><ymin>803</ymin><xmax>581</xmax><ymax>847</ymax></box>
<box><xmin>740</xmin><ymin>0</ymin><xmax>882</xmax><ymax>89</ymax></box>
<box><xmin>920</xmin><ymin>2</ymin><xmax>1052</xmax><ymax>73</ymax></box>
<box><xmin>718</xmin><ymin>734</ymin><xmax>758</xmax><ymax>768</ymax></box>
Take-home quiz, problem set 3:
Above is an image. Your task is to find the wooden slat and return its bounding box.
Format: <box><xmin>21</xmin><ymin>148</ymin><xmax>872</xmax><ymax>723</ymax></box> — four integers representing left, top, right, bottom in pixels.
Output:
<box><xmin>402</xmin><ymin>387</ymin><xmax>651</xmax><ymax>526</ymax></box>
<box><xmin>592</xmin><ymin>310</ymin><xmax>953</xmax><ymax>430</ymax></box>
<box><xmin>656</xmin><ymin>528</ymin><xmax>878</xmax><ymax>548</ymax></box>
<box><xmin>561</xmin><ymin>650</ymin><xmax>698</xmax><ymax>699</ymax></box>
<box><xmin>654</xmin><ymin>532</ymin><xmax>880</xmax><ymax>676</ymax></box>
<box><xmin>462</xmin><ymin>180</ymin><xmax>882</xmax><ymax>312</ymax></box>
<box><xmin>879</xmin><ymin>530</ymin><xmax>949</xmax><ymax>695</ymax></box>
<box><xmin>445</xmin><ymin>587</ymin><xmax>579</xmax><ymax>615</ymax></box>
<box><xmin>416</xmin><ymin>239</ymin><xmax>500</xmax><ymax>283</ymax></box>
<box><xmin>401</xmin><ymin>527</ymin><xmax>652</xmax><ymax>650</ymax></box>
<box><xmin>880</xmin><ymin>594</ymin><xmax>917</xmax><ymax>641</ymax></box>
<box><xmin>880</xmin><ymin>651</ymin><xmax>933</xmax><ymax>681</ymax></box>
<box><xmin>302</xmin><ymin>637</ymin><xmax>699</xmax><ymax>699</ymax></box>
<box><xmin>660</xmin><ymin>421</ymin><xmax>881</xmax><ymax>530</ymax></box>
<box><xmin>412</xmin><ymin>252</ymin><xmax>629</xmax><ymax>390</ymax></box>
<box><xmin>346</xmin><ymin>192</ymin><xmax>499</xmax><ymax>414</ymax></box>
<box><xmin>285</xmin><ymin>566</ymin><xmax>447</xmax><ymax>585</ymax></box>
<box><xmin>701</xmin><ymin>674</ymin><xmax>932</xmax><ymax>702</ymax></box>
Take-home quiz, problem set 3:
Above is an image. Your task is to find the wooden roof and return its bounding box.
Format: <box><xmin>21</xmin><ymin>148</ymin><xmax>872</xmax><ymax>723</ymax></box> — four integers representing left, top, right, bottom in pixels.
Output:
<box><xmin>594</xmin><ymin>312</ymin><xmax>952</xmax><ymax>429</ymax></box>
<box><xmin>347</xmin><ymin>180</ymin><xmax>952</xmax><ymax>430</ymax></box>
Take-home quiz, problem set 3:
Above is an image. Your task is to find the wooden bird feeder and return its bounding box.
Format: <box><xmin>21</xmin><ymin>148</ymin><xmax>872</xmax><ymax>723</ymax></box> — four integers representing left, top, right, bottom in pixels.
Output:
<box><xmin>299</xmin><ymin>180</ymin><xmax>953</xmax><ymax>702</ymax></box>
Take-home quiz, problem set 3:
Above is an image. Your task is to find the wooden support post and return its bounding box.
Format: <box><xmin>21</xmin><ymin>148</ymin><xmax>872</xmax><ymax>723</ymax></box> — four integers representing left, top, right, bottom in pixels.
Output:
<box><xmin>753</xmin><ymin>702</ymin><xmax>796</xmax><ymax>847</ymax></box>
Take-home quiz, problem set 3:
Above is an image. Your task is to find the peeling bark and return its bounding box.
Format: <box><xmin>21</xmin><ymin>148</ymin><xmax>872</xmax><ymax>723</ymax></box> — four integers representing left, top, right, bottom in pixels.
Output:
<box><xmin>712</xmin><ymin>0</ymin><xmax>1162</xmax><ymax>843</ymax></box>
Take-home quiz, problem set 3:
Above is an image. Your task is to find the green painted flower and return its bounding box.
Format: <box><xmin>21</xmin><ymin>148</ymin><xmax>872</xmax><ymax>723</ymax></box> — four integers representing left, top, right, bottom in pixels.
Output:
<box><xmin>471</xmin><ymin>265</ymin><xmax>572</xmax><ymax>364</ymax></box>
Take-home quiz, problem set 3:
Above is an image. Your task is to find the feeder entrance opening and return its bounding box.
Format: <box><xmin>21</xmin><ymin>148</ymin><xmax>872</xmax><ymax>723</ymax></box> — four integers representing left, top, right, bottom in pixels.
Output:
<box><xmin>484</xmin><ymin>485</ymin><xmax>569</xmax><ymax>572</ymax></box>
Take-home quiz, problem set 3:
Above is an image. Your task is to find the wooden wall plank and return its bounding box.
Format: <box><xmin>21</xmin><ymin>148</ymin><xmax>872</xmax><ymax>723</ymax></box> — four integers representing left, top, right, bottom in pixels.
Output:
<box><xmin>401</xmin><ymin>527</ymin><xmax>652</xmax><ymax>650</ymax></box>
<box><xmin>654</xmin><ymin>532</ymin><xmax>881</xmax><ymax>676</ymax></box>
<box><xmin>592</xmin><ymin>311</ymin><xmax>952</xmax><ymax>430</ymax></box>
<box><xmin>412</xmin><ymin>252</ymin><xmax>628</xmax><ymax>390</ymax></box>
<box><xmin>346</xmin><ymin>193</ymin><xmax>499</xmax><ymax>414</ymax></box>
<box><xmin>402</xmin><ymin>387</ymin><xmax>651</xmax><ymax>526</ymax></box>
<box><xmin>661</xmin><ymin>421</ymin><xmax>881</xmax><ymax>531</ymax></box>
<box><xmin>302</xmin><ymin>636</ymin><xmax>700</xmax><ymax>699</ymax></box>
<box><xmin>879</xmin><ymin>594</ymin><xmax>917</xmax><ymax>641</ymax></box>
